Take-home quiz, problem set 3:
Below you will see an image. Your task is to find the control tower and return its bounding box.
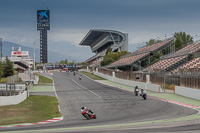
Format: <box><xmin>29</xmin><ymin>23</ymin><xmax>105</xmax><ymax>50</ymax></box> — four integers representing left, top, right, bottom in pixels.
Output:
<box><xmin>37</xmin><ymin>10</ymin><xmax>50</xmax><ymax>63</ymax></box>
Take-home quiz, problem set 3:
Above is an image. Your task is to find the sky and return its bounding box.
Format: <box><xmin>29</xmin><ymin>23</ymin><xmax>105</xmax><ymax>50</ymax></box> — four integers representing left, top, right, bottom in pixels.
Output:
<box><xmin>1</xmin><ymin>0</ymin><xmax>200</xmax><ymax>62</ymax></box>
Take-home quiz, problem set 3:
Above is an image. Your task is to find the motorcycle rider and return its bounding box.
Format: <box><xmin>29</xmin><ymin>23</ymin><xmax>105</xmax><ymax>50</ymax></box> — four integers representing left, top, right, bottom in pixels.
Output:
<box><xmin>79</xmin><ymin>74</ymin><xmax>82</xmax><ymax>80</ymax></box>
<box><xmin>81</xmin><ymin>106</ymin><xmax>93</xmax><ymax>114</ymax></box>
<box><xmin>134</xmin><ymin>86</ymin><xmax>139</xmax><ymax>96</ymax></box>
<box><xmin>141</xmin><ymin>88</ymin><xmax>144</xmax><ymax>95</ymax></box>
<box><xmin>140</xmin><ymin>88</ymin><xmax>147</xmax><ymax>96</ymax></box>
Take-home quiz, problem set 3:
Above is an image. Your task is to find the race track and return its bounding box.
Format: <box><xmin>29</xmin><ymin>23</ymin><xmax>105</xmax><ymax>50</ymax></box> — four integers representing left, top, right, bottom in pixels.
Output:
<box><xmin>1</xmin><ymin>71</ymin><xmax>199</xmax><ymax>133</ymax></box>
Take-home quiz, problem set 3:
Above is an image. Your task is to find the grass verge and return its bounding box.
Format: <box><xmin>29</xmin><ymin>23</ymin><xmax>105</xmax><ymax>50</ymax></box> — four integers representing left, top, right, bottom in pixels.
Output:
<box><xmin>0</xmin><ymin>95</ymin><xmax>61</xmax><ymax>126</ymax></box>
<box><xmin>0</xmin><ymin>78</ymin><xmax>7</xmax><ymax>83</ymax></box>
<box><xmin>80</xmin><ymin>71</ymin><xmax>105</xmax><ymax>80</ymax></box>
<box><xmin>34</xmin><ymin>73</ymin><xmax>53</xmax><ymax>84</ymax></box>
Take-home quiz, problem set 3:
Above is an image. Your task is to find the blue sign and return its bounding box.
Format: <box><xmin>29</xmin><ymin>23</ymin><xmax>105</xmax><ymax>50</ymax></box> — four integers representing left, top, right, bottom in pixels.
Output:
<box><xmin>37</xmin><ymin>10</ymin><xmax>50</xmax><ymax>30</ymax></box>
<box><xmin>45</xmin><ymin>65</ymin><xmax>76</xmax><ymax>69</ymax></box>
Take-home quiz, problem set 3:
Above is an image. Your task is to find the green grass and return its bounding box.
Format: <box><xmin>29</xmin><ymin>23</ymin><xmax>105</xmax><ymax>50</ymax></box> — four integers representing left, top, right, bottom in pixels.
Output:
<box><xmin>80</xmin><ymin>71</ymin><xmax>105</xmax><ymax>80</ymax></box>
<box><xmin>34</xmin><ymin>73</ymin><xmax>53</xmax><ymax>84</ymax></box>
<box><xmin>0</xmin><ymin>95</ymin><xmax>61</xmax><ymax>126</ymax></box>
<box><xmin>0</xmin><ymin>78</ymin><xmax>7</xmax><ymax>83</ymax></box>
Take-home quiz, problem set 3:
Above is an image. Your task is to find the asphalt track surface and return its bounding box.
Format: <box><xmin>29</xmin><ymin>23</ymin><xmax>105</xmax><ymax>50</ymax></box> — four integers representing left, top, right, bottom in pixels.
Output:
<box><xmin>1</xmin><ymin>71</ymin><xmax>200</xmax><ymax>133</ymax></box>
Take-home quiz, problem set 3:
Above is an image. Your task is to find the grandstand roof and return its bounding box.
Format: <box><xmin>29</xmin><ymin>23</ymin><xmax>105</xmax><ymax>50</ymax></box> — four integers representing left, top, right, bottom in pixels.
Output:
<box><xmin>79</xmin><ymin>29</ymin><xmax>127</xmax><ymax>47</ymax></box>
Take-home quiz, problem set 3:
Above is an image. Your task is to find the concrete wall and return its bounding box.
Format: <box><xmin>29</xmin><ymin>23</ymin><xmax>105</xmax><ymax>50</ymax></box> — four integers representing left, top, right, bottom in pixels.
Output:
<box><xmin>0</xmin><ymin>91</ymin><xmax>27</xmax><ymax>106</ymax></box>
<box><xmin>147</xmin><ymin>83</ymin><xmax>163</xmax><ymax>93</ymax></box>
<box><xmin>93</xmin><ymin>71</ymin><xmax>162</xmax><ymax>93</ymax></box>
<box><xmin>175</xmin><ymin>86</ymin><xmax>200</xmax><ymax>100</ymax></box>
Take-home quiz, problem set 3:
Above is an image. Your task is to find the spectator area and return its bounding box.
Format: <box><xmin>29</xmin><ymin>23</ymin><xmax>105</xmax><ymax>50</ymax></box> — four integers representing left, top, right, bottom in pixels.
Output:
<box><xmin>107</xmin><ymin>38</ymin><xmax>174</xmax><ymax>69</ymax></box>
<box><xmin>144</xmin><ymin>55</ymin><xmax>187</xmax><ymax>72</ymax></box>
<box><xmin>144</xmin><ymin>42</ymin><xmax>200</xmax><ymax>73</ymax></box>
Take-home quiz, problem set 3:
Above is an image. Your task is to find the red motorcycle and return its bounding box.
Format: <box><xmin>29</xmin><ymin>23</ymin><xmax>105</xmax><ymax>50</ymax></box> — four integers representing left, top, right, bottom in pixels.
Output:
<box><xmin>82</xmin><ymin>109</ymin><xmax>96</xmax><ymax>120</ymax></box>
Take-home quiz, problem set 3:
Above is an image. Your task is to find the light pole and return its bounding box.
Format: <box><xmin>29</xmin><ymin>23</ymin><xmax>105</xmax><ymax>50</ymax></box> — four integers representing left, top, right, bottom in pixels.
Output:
<box><xmin>138</xmin><ymin>61</ymin><xmax>141</xmax><ymax>71</ymax></box>
<box><xmin>195</xmin><ymin>35</ymin><xmax>197</xmax><ymax>42</ymax></box>
<box><xmin>34</xmin><ymin>41</ymin><xmax>36</xmax><ymax>71</ymax></box>
<box><xmin>0</xmin><ymin>38</ymin><xmax>2</xmax><ymax>61</ymax></box>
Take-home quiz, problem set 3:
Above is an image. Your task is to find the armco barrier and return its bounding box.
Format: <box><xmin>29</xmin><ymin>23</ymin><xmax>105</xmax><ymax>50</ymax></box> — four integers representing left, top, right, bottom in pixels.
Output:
<box><xmin>93</xmin><ymin>71</ymin><xmax>161</xmax><ymax>93</ymax></box>
<box><xmin>175</xmin><ymin>86</ymin><xmax>200</xmax><ymax>100</ymax></box>
<box><xmin>0</xmin><ymin>91</ymin><xmax>27</xmax><ymax>106</ymax></box>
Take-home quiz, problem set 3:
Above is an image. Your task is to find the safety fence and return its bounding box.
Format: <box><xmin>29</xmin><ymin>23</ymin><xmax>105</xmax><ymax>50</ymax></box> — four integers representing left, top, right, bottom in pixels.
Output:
<box><xmin>0</xmin><ymin>81</ymin><xmax>33</xmax><ymax>97</ymax></box>
<box><xmin>0</xmin><ymin>81</ymin><xmax>33</xmax><ymax>106</ymax></box>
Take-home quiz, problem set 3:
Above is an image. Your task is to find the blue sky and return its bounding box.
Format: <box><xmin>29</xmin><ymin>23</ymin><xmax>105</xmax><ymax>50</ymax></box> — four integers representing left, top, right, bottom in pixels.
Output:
<box><xmin>0</xmin><ymin>0</ymin><xmax>200</xmax><ymax>62</ymax></box>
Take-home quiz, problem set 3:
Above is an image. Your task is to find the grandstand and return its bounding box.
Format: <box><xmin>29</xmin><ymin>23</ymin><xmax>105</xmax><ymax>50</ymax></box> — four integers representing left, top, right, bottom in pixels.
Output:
<box><xmin>144</xmin><ymin>42</ymin><xmax>200</xmax><ymax>74</ymax></box>
<box><xmin>107</xmin><ymin>38</ymin><xmax>174</xmax><ymax>71</ymax></box>
<box><xmin>79</xmin><ymin>29</ymin><xmax>128</xmax><ymax>67</ymax></box>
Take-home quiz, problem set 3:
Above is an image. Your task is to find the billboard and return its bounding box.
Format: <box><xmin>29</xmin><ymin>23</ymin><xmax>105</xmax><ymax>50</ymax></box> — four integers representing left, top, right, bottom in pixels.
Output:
<box><xmin>11</xmin><ymin>51</ymin><xmax>29</xmax><ymax>57</ymax></box>
<box><xmin>37</xmin><ymin>10</ymin><xmax>50</xmax><ymax>30</ymax></box>
<box><xmin>45</xmin><ymin>65</ymin><xmax>76</xmax><ymax>69</ymax></box>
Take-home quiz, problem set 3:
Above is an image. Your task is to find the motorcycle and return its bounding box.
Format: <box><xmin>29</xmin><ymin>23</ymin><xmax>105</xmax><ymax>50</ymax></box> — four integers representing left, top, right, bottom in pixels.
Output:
<box><xmin>82</xmin><ymin>110</ymin><xmax>96</xmax><ymax>120</ymax></box>
<box><xmin>135</xmin><ymin>88</ymin><xmax>139</xmax><ymax>96</ymax></box>
<box><xmin>140</xmin><ymin>93</ymin><xmax>147</xmax><ymax>100</ymax></box>
<box><xmin>79</xmin><ymin>76</ymin><xmax>82</xmax><ymax>80</ymax></box>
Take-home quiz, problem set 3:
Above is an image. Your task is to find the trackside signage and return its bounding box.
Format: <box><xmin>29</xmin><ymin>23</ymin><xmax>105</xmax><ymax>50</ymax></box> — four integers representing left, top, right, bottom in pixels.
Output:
<box><xmin>0</xmin><ymin>84</ymin><xmax>26</xmax><ymax>91</ymax></box>
<box><xmin>45</xmin><ymin>65</ymin><xmax>76</xmax><ymax>69</ymax></box>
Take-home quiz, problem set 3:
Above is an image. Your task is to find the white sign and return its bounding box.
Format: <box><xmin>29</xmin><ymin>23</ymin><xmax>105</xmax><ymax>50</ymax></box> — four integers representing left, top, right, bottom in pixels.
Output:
<box><xmin>0</xmin><ymin>84</ymin><xmax>26</xmax><ymax>91</ymax></box>
<box><xmin>146</xmin><ymin>75</ymin><xmax>150</xmax><ymax>83</ymax></box>
<box><xmin>11</xmin><ymin>51</ymin><xmax>29</xmax><ymax>56</ymax></box>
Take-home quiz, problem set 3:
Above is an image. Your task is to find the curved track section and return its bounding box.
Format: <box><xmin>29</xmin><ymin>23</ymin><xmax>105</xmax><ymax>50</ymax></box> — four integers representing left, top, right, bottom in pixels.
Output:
<box><xmin>0</xmin><ymin>72</ymin><xmax>198</xmax><ymax>133</ymax></box>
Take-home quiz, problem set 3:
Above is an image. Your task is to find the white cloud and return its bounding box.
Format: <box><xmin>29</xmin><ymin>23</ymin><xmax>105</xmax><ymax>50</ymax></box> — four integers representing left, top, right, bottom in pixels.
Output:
<box><xmin>0</xmin><ymin>28</ymin><xmax>39</xmax><ymax>47</ymax></box>
<box><xmin>49</xmin><ymin>29</ymin><xmax>87</xmax><ymax>46</ymax></box>
<box><xmin>128</xmin><ymin>31</ymin><xmax>162</xmax><ymax>44</ymax></box>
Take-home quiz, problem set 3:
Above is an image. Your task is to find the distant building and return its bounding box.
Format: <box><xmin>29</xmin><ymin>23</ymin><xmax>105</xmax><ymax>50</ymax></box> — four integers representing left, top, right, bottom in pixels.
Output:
<box><xmin>79</xmin><ymin>29</ymin><xmax>128</xmax><ymax>67</ymax></box>
<box><xmin>2</xmin><ymin>47</ymin><xmax>33</xmax><ymax>72</ymax></box>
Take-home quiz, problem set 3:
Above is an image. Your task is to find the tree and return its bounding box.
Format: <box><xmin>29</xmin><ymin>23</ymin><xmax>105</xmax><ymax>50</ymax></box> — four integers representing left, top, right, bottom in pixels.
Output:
<box><xmin>106</xmin><ymin>46</ymin><xmax>112</xmax><ymax>55</ymax></box>
<box><xmin>0</xmin><ymin>62</ymin><xmax>2</xmax><ymax>79</ymax></box>
<box><xmin>146</xmin><ymin>39</ymin><xmax>161</xmax><ymax>45</ymax></box>
<box><xmin>101</xmin><ymin>51</ymin><xmax>128</xmax><ymax>66</ymax></box>
<box><xmin>174</xmin><ymin>32</ymin><xmax>193</xmax><ymax>50</ymax></box>
<box><xmin>3</xmin><ymin>57</ymin><xmax>14</xmax><ymax>77</ymax></box>
<box><xmin>60</xmin><ymin>59</ymin><xmax>68</xmax><ymax>64</ymax></box>
<box><xmin>174</xmin><ymin>36</ymin><xmax>182</xmax><ymax>50</ymax></box>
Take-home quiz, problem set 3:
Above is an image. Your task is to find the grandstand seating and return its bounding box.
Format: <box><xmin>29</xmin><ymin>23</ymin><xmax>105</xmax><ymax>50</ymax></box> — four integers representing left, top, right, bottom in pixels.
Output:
<box><xmin>108</xmin><ymin>53</ymin><xmax>148</xmax><ymax>68</ymax></box>
<box><xmin>163</xmin><ymin>42</ymin><xmax>200</xmax><ymax>59</ymax></box>
<box><xmin>144</xmin><ymin>41</ymin><xmax>200</xmax><ymax>73</ymax></box>
<box><xmin>144</xmin><ymin>55</ymin><xmax>187</xmax><ymax>71</ymax></box>
<box><xmin>107</xmin><ymin>38</ymin><xmax>174</xmax><ymax>68</ymax></box>
<box><xmin>181</xmin><ymin>57</ymin><xmax>200</xmax><ymax>69</ymax></box>
<box><xmin>169</xmin><ymin>57</ymin><xmax>200</xmax><ymax>74</ymax></box>
<box><xmin>132</xmin><ymin>38</ymin><xmax>174</xmax><ymax>55</ymax></box>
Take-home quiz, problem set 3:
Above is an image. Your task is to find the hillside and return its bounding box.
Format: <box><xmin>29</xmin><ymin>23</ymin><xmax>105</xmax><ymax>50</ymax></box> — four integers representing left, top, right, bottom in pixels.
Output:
<box><xmin>2</xmin><ymin>41</ymin><xmax>73</xmax><ymax>63</ymax></box>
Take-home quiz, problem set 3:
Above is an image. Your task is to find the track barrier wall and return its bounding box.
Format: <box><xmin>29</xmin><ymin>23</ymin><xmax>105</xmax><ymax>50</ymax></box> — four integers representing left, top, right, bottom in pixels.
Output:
<box><xmin>175</xmin><ymin>86</ymin><xmax>200</xmax><ymax>100</ymax></box>
<box><xmin>0</xmin><ymin>81</ymin><xmax>33</xmax><ymax>106</ymax></box>
<box><xmin>92</xmin><ymin>71</ymin><xmax>162</xmax><ymax>93</ymax></box>
<box><xmin>0</xmin><ymin>91</ymin><xmax>27</xmax><ymax>106</ymax></box>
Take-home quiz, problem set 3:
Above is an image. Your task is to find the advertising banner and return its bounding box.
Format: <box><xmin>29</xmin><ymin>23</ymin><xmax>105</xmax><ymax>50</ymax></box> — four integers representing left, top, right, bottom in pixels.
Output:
<box><xmin>37</xmin><ymin>10</ymin><xmax>50</xmax><ymax>30</ymax></box>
